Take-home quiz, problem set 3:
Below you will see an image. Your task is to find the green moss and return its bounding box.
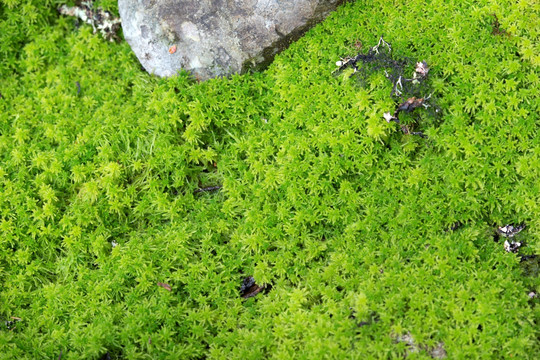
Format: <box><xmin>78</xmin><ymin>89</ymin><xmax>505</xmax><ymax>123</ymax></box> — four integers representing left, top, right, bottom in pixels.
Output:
<box><xmin>0</xmin><ymin>0</ymin><xmax>539</xmax><ymax>358</ymax></box>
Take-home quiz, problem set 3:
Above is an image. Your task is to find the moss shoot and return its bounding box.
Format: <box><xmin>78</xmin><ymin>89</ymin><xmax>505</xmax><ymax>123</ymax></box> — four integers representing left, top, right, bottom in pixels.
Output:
<box><xmin>0</xmin><ymin>0</ymin><xmax>539</xmax><ymax>358</ymax></box>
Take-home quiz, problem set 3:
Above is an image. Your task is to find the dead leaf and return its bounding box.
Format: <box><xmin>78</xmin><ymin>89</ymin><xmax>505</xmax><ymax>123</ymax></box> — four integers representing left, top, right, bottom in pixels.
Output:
<box><xmin>240</xmin><ymin>276</ymin><xmax>265</xmax><ymax>299</ymax></box>
<box><xmin>414</xmin><ymin>61</ymin><xmax>429</xmax><ymax>78</ymax></box>
<box><xmin>397</xmin><ymin>97</ymin><xmax>425</xmax><ymax>112</ymax></box>
<box><xmin>157</xmin><ymin>282</ymin><xmax>172</xmax><ymax>291</ymax></box>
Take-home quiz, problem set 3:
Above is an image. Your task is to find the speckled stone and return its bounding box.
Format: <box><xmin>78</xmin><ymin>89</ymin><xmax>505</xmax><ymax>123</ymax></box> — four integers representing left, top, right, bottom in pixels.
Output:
<box><xmin>118</xmin><ymin>0</ymin><xmax>347</xmax><ymax>80</ymax></box>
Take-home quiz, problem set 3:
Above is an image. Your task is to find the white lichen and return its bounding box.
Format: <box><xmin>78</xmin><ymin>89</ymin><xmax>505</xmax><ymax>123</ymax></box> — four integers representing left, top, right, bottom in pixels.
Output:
<box><xmin>497</xmin><ymin>224</ymin><xmax>525</xmax><ymax>238</ymax></box>
<box><xmin>383</xmin><ymin>112</ymin><xmax>397</xmax><ymax>123</ymax></box>
<box><xmin>59</xmin><ymin>1</ymin><xmax>121</xmax><ymax>42</ymax></box>
<box><xmin>504</xmin><ymin>240</ymin><xmax>521</xmax><ymax>253</ymax></box>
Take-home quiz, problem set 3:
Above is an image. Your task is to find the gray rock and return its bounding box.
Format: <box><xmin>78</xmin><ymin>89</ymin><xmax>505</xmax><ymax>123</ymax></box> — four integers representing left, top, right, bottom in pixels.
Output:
<box><xmin>118</xmin><ymin>0</ymin><xmax>348</xmax><ymax>80</ymax></box>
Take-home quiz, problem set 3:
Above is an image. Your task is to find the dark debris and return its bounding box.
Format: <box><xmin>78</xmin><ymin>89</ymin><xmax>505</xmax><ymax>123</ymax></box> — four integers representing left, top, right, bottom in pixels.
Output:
<box><xmin>520</xmin><ymin>254</ymin><xmax>538</xmax><ymax>263</ymax></box>
<box><xmin>491</xmin><ymin>14</ymin><xmax>510</xmax><ymax>37</ymax></box>
<box><xmin>3</xmin><ymin>316</ymin><xmax>21</xmax><ymax>331</ymax></box>
<box><xmin>240</xmin><ymin>276</ymin><xmax>265</xmax><ymax>299</ymax></box>
<box><xmin>520</xmin><ymin>255</ymin><xmax>539</xmax><ymax>278</ymax></box>
<box><xmin>446</xmin><ymin>221</ymin><xmax>463</xmax><ymax>232</ymax></box>
<box><xmin>334</xmin><ymin>36</ymin><xmax>437</xmax><ymax>138</ymax></box>
<box><xmin>333</xmin><ymin>36</ymin><xmax>406</xmax><ymax>88</ymax></box>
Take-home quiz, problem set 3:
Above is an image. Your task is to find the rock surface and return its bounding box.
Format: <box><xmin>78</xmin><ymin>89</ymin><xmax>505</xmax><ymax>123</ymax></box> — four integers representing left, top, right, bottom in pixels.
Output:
<box><xmin>118</xmin><ymin>0</ymin><xmax>348</xmax><ymax>80</ymax></box>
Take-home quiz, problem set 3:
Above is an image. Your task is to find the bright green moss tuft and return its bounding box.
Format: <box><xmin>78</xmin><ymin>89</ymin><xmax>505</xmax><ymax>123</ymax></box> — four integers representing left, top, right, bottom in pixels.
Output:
<box><xmin>0</xmin><ymin>0</ymin><xmax>539</xmax><ymax>358</ymax></box>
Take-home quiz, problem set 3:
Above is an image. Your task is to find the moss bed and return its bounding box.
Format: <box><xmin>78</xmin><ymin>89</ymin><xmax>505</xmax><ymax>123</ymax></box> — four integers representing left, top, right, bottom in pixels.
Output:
<box><xmin>0</xmin><ymin>0</ymin><xmax>539</xmax><ymax>358</ymax></box>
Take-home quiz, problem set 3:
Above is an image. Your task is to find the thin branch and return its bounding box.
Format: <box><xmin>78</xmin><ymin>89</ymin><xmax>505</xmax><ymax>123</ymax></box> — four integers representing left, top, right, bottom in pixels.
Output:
<box><xmin>371</xmin><ymin>36</ymin><xmax>392</xmax><ymax>54</ymax></box>
<box><xmin>194</xmin><ymin>185</ymin><xmax>222</xmax><ymax>194</ymax></box>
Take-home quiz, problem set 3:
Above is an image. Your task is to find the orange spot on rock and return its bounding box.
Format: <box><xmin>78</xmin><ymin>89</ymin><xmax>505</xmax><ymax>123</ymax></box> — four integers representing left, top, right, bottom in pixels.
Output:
<box><xmin>169</xmin><ymin>45</ymin><xmax>177</xmax><ymax>54</ymax></box>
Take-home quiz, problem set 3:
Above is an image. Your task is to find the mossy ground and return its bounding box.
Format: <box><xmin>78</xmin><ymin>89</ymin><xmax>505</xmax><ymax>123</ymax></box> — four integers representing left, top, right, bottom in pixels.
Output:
<box><xmin>0</xmin><ymin>0</ymin><xmax>539</xmax><ymax>358</ymax></box>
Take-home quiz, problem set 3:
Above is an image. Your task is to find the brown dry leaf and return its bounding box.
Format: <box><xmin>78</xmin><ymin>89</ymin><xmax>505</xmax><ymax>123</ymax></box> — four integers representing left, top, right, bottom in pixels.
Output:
<box><xmin>157</xmin><ymin>282</ymin><xmax>172</xmax><ymax>291</ymax></box>
<box><xmin>242</xmin><ymin>284</ymin><xmax>264</xmax><ymax>299</ymax></box>
<box><xmin>397</xmin><ymin>97</ymin><xmax>425</xmax><ymax>112</ymax></box>
<box><xmin>414</xmin><ymin>61</ymin><xmax>429</xmax><ymax>78</ymax></box>
<box><xmin>240</xmin><ymin>276</ymin><xmax>265</xmax><ymax>299</ymax></box>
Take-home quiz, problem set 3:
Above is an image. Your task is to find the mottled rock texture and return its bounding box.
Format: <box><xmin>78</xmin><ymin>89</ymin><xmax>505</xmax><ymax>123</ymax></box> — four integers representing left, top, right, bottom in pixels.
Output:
<box><xmin>118</xmin><ymin>0</ymin><xmax>348</xmax><ymax>80</ymax></box>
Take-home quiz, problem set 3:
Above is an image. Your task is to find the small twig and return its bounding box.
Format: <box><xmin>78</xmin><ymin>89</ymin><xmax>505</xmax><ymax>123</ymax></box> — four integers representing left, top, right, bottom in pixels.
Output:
<box><xmin>491</xmin><ymin>14</ymin><xmax>509</xmax><ymax>36</ymax></box>
<box><xmin>422</xmin><ymin>93</ymin><xmax>432</xmax><ymax>108</ymax></box>
<box><xmin>409</xmin><ymin>131</ymin><xmax>427</xmax><ymax>138</ymax></box>
<box><xmin>194</xmin><ymin>185</ymin><xmax>222</xmax><ymax>194</ymax></box>
<box><xmin>371</xmin><ymin>36</ymin><xmax>392</xmax><ymax>54</ymax></box>
<box><xmin>332</xmin><ymin>37</ymin><xmax>393</xmax><ymax>76</ymax></box>
<box><xmin>393</xmin><ymin>76</ymin><xmax>403</xmax><ymax>96</ymax></box>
